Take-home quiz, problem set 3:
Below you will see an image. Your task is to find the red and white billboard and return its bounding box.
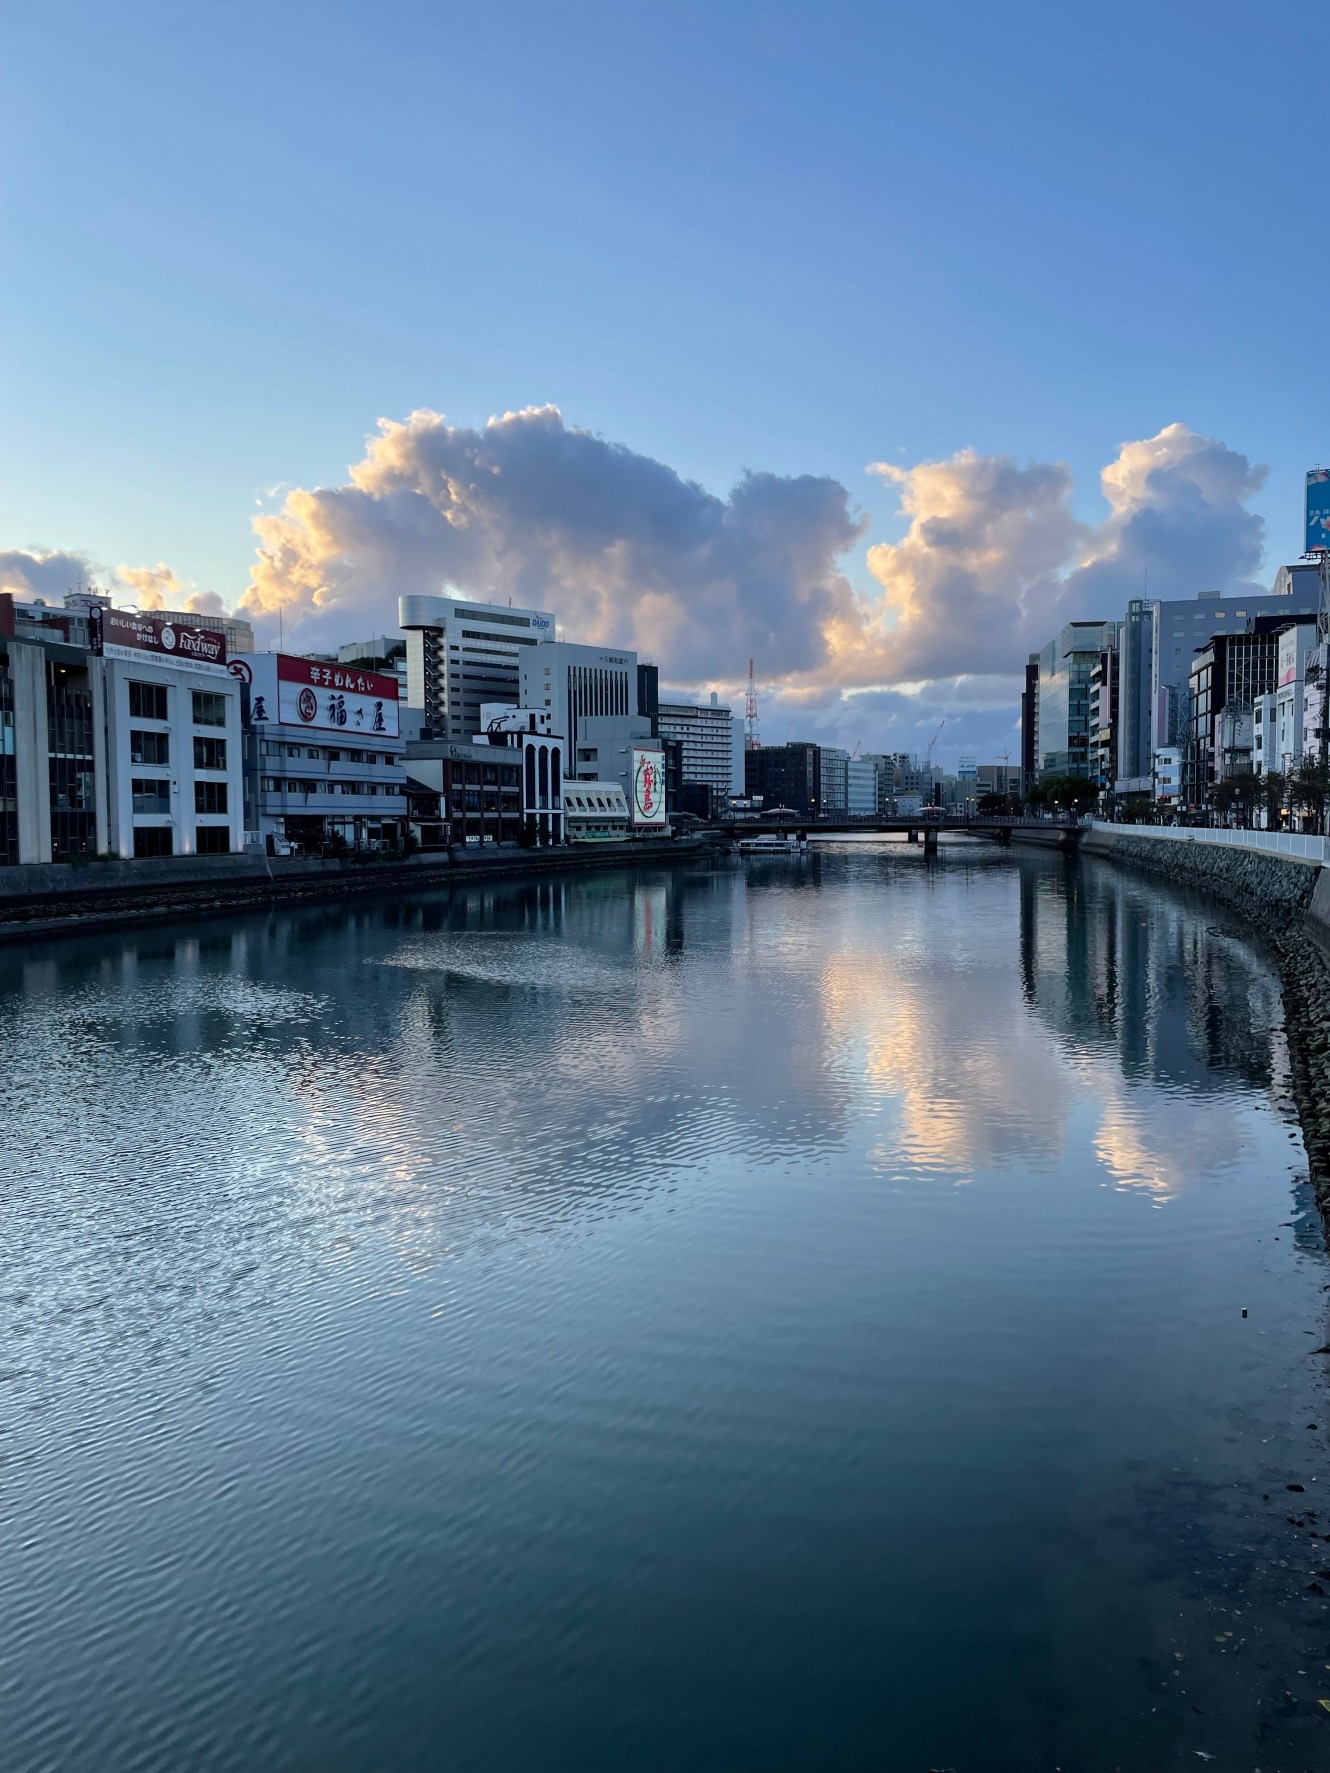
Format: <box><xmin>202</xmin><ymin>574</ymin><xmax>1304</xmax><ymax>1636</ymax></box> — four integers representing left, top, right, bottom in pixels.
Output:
<box><xmin>632</xmin><ymin>747</ymin><xmax>667</xmax><ymax>827</ymax></box>
<box><xmin>92</xmin><ymin>607</ymin><xmax>229</xmax><ymax>675</ymax></box>
<box><xmin>231</xmin><ymin>653</ymin><xmax>400</xmax><ymax>738</ymax></box>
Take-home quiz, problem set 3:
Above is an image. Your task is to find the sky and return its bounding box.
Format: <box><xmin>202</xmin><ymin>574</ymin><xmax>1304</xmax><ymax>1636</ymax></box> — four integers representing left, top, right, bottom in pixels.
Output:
<box><xmin>1</xmin><ymin>0</ymin><xmax>1324</xmax><ymax>765</ymax></box>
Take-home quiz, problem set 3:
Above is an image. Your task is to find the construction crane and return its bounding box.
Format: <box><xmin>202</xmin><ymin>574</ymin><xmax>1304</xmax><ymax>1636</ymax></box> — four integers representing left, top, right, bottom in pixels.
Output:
<box><xmin>925</xmin><ymin>718</ymin><xmax>945</xmax><ymax>771</ymax></box>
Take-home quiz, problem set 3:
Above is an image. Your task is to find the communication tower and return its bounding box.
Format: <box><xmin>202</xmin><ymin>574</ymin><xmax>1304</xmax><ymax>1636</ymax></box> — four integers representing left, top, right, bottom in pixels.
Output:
<box><xmin>745</xmin><ymin>657</ymin><xmax>760</xmax><ymax>750</ymax></box>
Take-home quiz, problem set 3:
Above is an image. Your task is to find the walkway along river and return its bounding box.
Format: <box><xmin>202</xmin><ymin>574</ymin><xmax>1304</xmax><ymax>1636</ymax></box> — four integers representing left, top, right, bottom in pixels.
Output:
<box><xmin>1</xmin><ymin>841</ymin><xmax>1328</xmax><ymax>1771</ymax></box>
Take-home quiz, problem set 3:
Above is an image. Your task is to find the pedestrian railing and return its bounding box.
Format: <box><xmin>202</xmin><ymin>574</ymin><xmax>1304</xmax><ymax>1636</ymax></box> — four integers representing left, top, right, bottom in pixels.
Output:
<box><xmin>1088</xmin><ymin>821</ymin><xmax>1329</xmax><ymax>864</ymax></box>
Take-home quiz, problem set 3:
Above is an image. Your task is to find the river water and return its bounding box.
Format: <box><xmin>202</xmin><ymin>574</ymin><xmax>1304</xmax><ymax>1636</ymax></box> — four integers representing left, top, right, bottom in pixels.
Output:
<box><xmin>3</xmin><ymin>843</ymin><xmax>1329</xmax><ymax>1772</ymax></box>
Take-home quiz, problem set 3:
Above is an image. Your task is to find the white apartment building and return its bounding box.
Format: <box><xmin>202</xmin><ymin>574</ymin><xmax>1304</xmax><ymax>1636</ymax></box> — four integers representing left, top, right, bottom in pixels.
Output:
<box><xmin>399</xmin><ymin>595</ymin><xmax>554</xmax><ymax>742</ymax></box>
<box><xmin>656</xmin><ymin>696</ymin><xmax>735</xmax><ymax>800</ymax></box>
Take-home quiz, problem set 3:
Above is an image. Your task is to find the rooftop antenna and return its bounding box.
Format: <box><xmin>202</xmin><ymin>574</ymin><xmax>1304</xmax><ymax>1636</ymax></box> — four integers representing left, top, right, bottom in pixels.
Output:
<box><xmin>745</xmin><ymin>657</ymin><xmax>760</xmax><ymax>750</ymax></box>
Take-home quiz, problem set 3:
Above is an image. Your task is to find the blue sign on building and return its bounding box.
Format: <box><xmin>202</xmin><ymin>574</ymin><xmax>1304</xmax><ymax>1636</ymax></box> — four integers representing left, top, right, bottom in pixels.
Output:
<box><xmin>1306</xmin><ymin>469</ymin><xmax>1330</xmax><ymax>553</ymax></box>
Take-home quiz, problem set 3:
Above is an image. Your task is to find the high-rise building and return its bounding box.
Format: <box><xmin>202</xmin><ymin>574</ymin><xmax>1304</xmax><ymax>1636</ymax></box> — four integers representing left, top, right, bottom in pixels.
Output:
<box><xmin>518</xmin><ymin>639</ymin><xmax>665</xmax><ymax>826</ymax></box>
<box><xmin>847</xmin><ymin>757</ymin><xmax>879</xmax><ymax>816</ymax></box>
<box><xmin>398</xmin><ymin>595</ymin><xmax>555</xmax><ymax>742</ymax></box>
<box><xmin>656</xmin><ymin>695</ymin><xmax>735</xmax><ymax>801</ymax></box>
<box><xmin>1115</xmin><ymin>576</ymin><xmax>1321</xmax><ymax>792</ymax></box>
<box><xmin>1185</xmin><ymin>615</ymin><xmax>1317</xmax><ymax>804</ymax></box>
<box><xmin>1033</xmin><ymin>621</ymin><xmax>1118</xmax><ymax>780</ymax></box>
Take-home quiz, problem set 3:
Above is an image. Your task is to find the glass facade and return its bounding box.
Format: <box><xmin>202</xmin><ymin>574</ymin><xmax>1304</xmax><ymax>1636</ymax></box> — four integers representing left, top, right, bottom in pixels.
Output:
<box><xmin>1036</xmin><ymin>622</ymin><xmax>1116</xmax><ymax>779</ymax></box>
<box><xmin>0</xmin><ymin>656</ymin><xmax>15</xmax><ymax>866</ymax></box>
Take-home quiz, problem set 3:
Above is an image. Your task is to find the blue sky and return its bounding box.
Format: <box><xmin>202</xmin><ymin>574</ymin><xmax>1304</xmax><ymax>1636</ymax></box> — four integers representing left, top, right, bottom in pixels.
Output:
<box><xmin>1</xmin><ymin>0</ymin><xmax>1322</xmax><ymax>759</ymax></box>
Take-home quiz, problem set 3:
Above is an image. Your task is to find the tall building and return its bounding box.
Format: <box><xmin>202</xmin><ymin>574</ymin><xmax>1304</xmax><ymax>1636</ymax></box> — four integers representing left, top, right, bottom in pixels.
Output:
<box><xmin>656</xmin><ymin>695</ymin><xmax>735</xmax><ymax>801</ymax></box>
<box><xmin>1088</xmin><ymin>642</ymin><xmax>1119</xmax><ymax>789</ymax></box>
<box><xmin>1033</xmin><ymin>621</ymin><xmax>1118</xmax><ymax>779</ymax></box>
<box><xmin>1020</xmin><ymin>656</ymin><xmax>1039</xmax><ymax>790</ymax></box>
<box><xmin>744</xmin><ymin>743</ymin><xmax>821</xmax><ymax>816</ymax></box>
<box><xmin>818</xmin><ymin>746</ymin><xmax>849</xmax><ymax>814</ymax></box>
<box><xmin>399</xmin><ymin>595</ymin><xmax>554</xmax><ymax>742</ymax></box>
<box><xmin>847</xmin><ymin>756</ymin><xmax>879</xmax><ymax>816</ymax></box>
<box><xmin>1115</xmin><ymin>577</ymin><xmax>1321</xmax><ymax>792</ymax></box>
<box><xmin>518</xmin><ymin>639</ymin><xmax>665</xmax><ymax>829</ymax></box>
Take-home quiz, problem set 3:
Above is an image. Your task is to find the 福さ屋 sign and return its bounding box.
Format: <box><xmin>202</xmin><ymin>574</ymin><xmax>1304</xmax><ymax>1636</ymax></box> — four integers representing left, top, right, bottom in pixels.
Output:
<box><xmin>239</xmin><ymin>653</ymin><xmax>401</xmax><ymax>738</ymax></box>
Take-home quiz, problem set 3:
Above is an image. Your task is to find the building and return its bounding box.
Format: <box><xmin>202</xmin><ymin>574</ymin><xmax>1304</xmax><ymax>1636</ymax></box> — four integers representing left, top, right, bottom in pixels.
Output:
<box><xmin>744</xmin><ymin>743</ymin><xmax>821</xmax><ymax>816</ymax></box>
<box><xmin>1115</xmin><ymin>579</ymin><xmax>1321</xmax><ymax>792</ymax></box>
<box><xmin>1184</xmin><ymin>616</ymin><xmax>1317</xmax><ymax>806</ymax></box>
<box><xmin>518</xmin><ymin>639</ymin><xmax>665</xmax><ymax>832</ymax></box>
<box><xmin>656</xmin><ymin>695</ymin><xmax>735</xmax><ymax>802</ymax></box>
<box><xmin>1153</xmin><ymin>747</ymin><xmax>1182</xmax><ymax>805</ymax></box>
<box><xmin>1303</xmin><ymin>642</ymin><xmax>1329</xmax><ymax>765</ymax></box>
<box><xmin>232</xmin><ymin>651</ymin><xmax>406</xmax><ymax>852</ymax></box>
<box><xmin>563</xmin><ymin>781</ymin><xmax>630</xmax><ymax>842</ymax></box>
<box><xmin>975</xmin><ymin>763</ymin><xmax>1020</xmax><ymax>801</ymax></box>
<box><xmin>405</xmin><ymin>706</ymin><xmax>567</xmax><ymax>848</ymax></box>
<box><xmin>847</xmin><ymin>757</ymin><xmax>879</xmax><ymax>816</ymax></box>
<box><xmin>1032</xmin><ymin>620</ymin><xmax>1118</xmax><ymax>780</ymax></box>
<box><xmin>1020</xmin><ymin>656</ymin><xmax>1039</xmax><ymax>790</ymax></box>
<box><xmin>399</xmin><ymin>595</ymin><xmax>555</xmax><ymax>743</ymax></box>
<box><xmin>0</xmin><ymin>595</ymin><xmax>245</xmax><ymax>863</ymax></box>
<box><xmin>819</xmin><ymin>747</ymin><xmax>850</xmax><ymax>814</ymax></box>
<box><xmin>1088</xmin><ymin>642</ymin><xmax>1119</xmax><ymax>790</ymax></box>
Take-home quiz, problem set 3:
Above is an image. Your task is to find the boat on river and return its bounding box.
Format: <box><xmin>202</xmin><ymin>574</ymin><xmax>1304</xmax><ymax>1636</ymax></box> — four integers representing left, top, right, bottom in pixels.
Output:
<box><xmin>736</xmin><ymin>834</ymin><xmax>807</xmax><ymax>856</ymax></box>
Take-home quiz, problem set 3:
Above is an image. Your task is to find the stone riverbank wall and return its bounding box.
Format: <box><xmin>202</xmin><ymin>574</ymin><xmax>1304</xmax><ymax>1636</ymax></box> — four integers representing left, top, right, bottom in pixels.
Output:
<box><xmin>1079</xmin><ymin>824</ymin><xmax>1330</xmax><ymax>1215</ymax></box>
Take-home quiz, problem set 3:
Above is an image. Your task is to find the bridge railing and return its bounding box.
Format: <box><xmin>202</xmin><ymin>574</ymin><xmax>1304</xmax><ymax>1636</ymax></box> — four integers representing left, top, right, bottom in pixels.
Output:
<box><xmin>1087</xmin><ymin>820</ymin><xmax>1328</xmax><ymax>864</ymax></box>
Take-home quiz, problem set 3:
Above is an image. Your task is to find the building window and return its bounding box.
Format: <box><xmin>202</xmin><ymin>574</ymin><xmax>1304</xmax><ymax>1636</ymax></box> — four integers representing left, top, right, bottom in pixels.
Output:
<box><xmin>195</xmin><ymin>824</ymin><xmax>231</xmax><ymax>854</ymax></box>
<box><xmin>193</xmin><ymin>735</ymin><xmax>227</xmax><ymax>770</ymax></box>
<box><xmin>128</xmin><ymin>680</ymin><xmax>168</xmax><ymax>721</ymax></box>
<box><xmin>132</xmin><ymin>778</ymin><xmax>172</xmax><ymax>815</ymax></box>
<box><xmin>195</xmin><ymin>781</ymin><xmax>228</xmax><ymax>814</ymax></box>
<box><xmin>192</xmin><ymin>689</ymin><xmax>228</xmax><ymax>727</ymax></box>
<box><xmin>129</xmin><ymin>729</ymin><xmax>170</xmax><ymax>766</ymax></box>
<box><xmin>133</xmin><ymin>826</ymin><xmax>174</xmax><ymax>858</ymax></box>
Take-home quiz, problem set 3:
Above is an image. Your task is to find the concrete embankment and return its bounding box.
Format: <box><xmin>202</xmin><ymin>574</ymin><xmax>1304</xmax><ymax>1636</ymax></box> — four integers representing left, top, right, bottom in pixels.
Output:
<box><xmin>0</xmin><ymin>839</ymin><xmax>714</xmax><ymax>945</ymax></box>
<box><xmin>1078</xmin><ymin>825</ymin><xmax>1330</xmax><ymax>1215</ymax></box>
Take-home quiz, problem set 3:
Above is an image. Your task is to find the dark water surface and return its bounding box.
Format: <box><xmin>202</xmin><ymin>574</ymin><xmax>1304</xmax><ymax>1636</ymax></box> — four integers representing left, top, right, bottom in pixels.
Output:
<box><xmin>3</xmin><ymin>843</ymin><xmax>1330</xmax><ymax>1772</ymax></box>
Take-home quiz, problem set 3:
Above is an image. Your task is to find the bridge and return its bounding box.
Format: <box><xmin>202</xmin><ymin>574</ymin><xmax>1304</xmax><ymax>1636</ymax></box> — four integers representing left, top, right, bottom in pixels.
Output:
<box><xmin>715</xmin><ymin>814</ymin><xmax>1083</xmax><ymax>853</ymax></box>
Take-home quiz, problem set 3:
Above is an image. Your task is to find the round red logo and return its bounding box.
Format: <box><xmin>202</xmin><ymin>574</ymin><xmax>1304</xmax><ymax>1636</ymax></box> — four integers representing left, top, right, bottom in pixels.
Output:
<box><xmin>297</xmin><ymin>687</ymin><xmax>318</xmax><ymax>722</ymax></box>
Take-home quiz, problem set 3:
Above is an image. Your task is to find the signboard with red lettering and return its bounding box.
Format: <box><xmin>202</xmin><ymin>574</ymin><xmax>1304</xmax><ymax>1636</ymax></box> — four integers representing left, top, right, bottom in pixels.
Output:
<box><xmin>632</xmin><ymin>747</ymin><xmax>667</xmax><ymax>827</ymax></box>
<box><xmin>233</xmin><ymin>653</ymin><xmax>400</xmax><ymax>738</ymax></box>
<box><xmin>91</xmin><ymin>606</ymin><xmax>230</xmax><ymax>675</ymax></box>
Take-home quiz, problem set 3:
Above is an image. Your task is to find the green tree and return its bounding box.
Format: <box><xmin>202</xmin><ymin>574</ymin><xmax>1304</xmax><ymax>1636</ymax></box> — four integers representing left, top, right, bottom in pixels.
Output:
<box><xmin>1028</xmin><ymin>774</ymin><xmax>1098</xmax><ymax>816</ymax></box>
<box><xmin>1291</xmin><ymin>755</ymin><xmax>1330</xmax><ymax>831</ymax></box>
<box><xmin>1213</xmin><ymin>771</ymin><xmax>1257</xmax><ymax>827</ymax></box>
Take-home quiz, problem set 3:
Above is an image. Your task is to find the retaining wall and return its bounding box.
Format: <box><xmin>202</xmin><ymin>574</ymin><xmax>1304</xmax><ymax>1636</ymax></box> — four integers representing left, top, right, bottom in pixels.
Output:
<box><xmin>1080</xmin><ymin>825</ymin><xmax>1321</xmax><ymax>934</ymax></box>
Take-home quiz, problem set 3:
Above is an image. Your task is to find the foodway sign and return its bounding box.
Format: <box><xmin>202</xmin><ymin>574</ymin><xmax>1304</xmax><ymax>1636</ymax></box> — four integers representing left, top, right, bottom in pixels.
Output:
<box><xmin>91</xmin><ymin>607</ymin><xmax>230</xmax><ymax>675</ymax></box>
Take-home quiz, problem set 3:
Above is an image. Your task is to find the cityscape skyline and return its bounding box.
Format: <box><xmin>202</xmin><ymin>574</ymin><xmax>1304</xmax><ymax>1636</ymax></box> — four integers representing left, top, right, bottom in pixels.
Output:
<box><xmin>4</xmin><ymin>2</ymin><xmax>1326</xmax><ymax>768</ymax></box>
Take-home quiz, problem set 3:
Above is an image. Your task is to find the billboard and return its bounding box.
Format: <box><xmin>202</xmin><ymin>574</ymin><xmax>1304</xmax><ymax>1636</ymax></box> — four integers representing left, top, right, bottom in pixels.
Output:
<box><xmin>1307</xmin><ymin>470</ymin><xmax>1330</xmax><ymax>554</ymax></box>
<box><xmin>91</xmin><ymin>606</ymin><xmax>229</xmax><ymax>675</ymax></box>
<box><xmin>232</xmin><ymin>653</ymin><xmax>400</xmax><ymax>738</ymax></box>
<box><xmin>632</xmin><ymin>747</ymin><xmax>667</xmax><ymax>827</ymax></box>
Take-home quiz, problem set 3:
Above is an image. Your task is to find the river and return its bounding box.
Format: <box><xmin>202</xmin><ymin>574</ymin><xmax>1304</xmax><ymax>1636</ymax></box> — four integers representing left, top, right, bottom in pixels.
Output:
<box><xmin>2</xmin><ymin>842</ymin><xmax>1328</xmax><ymax>1771</ymax></box>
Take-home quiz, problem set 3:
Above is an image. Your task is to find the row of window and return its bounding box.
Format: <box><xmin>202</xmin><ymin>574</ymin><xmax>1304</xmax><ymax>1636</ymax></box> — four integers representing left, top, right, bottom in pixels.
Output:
<box><xmin>131</xmin><ymin>779</ymin><xmax>230</xmax><ymax>814</ymax></box>
<box><xmin>260</xmin><ymin>743</ymin><xmax>395</xmax><ymax>763</ymax></box>
<box><xmin>133</xmin><ymin>825</ymin><xmax>231</xmax><ymax>858</ymax></box>
<box><xmin>259</xmin><ymin>778</ymin><xmax>400</xmax><ymax>796</ymax></box>
<box><xmin>129</xmin><ymin>731</ymin><xmax>228</xmax><ymax>770</ymax></box>
<box><xmin>128</xmin><ymin>682</ymin><xmax>230</xmax><ymax>727</ymax></box>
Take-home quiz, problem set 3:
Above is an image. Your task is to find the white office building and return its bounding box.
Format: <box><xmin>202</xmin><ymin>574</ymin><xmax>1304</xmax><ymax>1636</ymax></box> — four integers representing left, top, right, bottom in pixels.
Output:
<box><xmin>519</xmin><ymin>639</ymin><xmax>666</xmax><ymax>830</ymax></box>
<box><xmin>399</xmin><ymin>595</ymin><xmax>554</xmax><ymax>743</ymax></box>
<box><xmin>847</xmin><ymin>757</ymin><xmax>879</xmax><ymax>816</ymax></box>
<box><xmin>233</xmin><ymin>651</ymin><xmax>406</xmax><ymax>851</ymax></box>
<box><xmin>656</xmin><ymin>696</ymin><xmax>736</xmax><ymax>800</ymax></box>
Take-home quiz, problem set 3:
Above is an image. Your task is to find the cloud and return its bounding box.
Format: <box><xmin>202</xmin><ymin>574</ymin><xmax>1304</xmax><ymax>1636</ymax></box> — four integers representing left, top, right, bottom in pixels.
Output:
<box><xmin>859</xmin><ymin>422</ymin><xmax>1267</xmax><ymax>688</ymax></box>
<box><xmin>0</xmin><ymin>550</ymin><xmax>228</xmax><ymax>620</ymax></box>
<box><xmin>241</xmin><ymin>405</ymin><xmax>866</xmax><ymax>677</ymax></box>
<box><xmin>0</xmin><ymin>548</ymin><xmax>98</xmax><ymax>601</ymax></box>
